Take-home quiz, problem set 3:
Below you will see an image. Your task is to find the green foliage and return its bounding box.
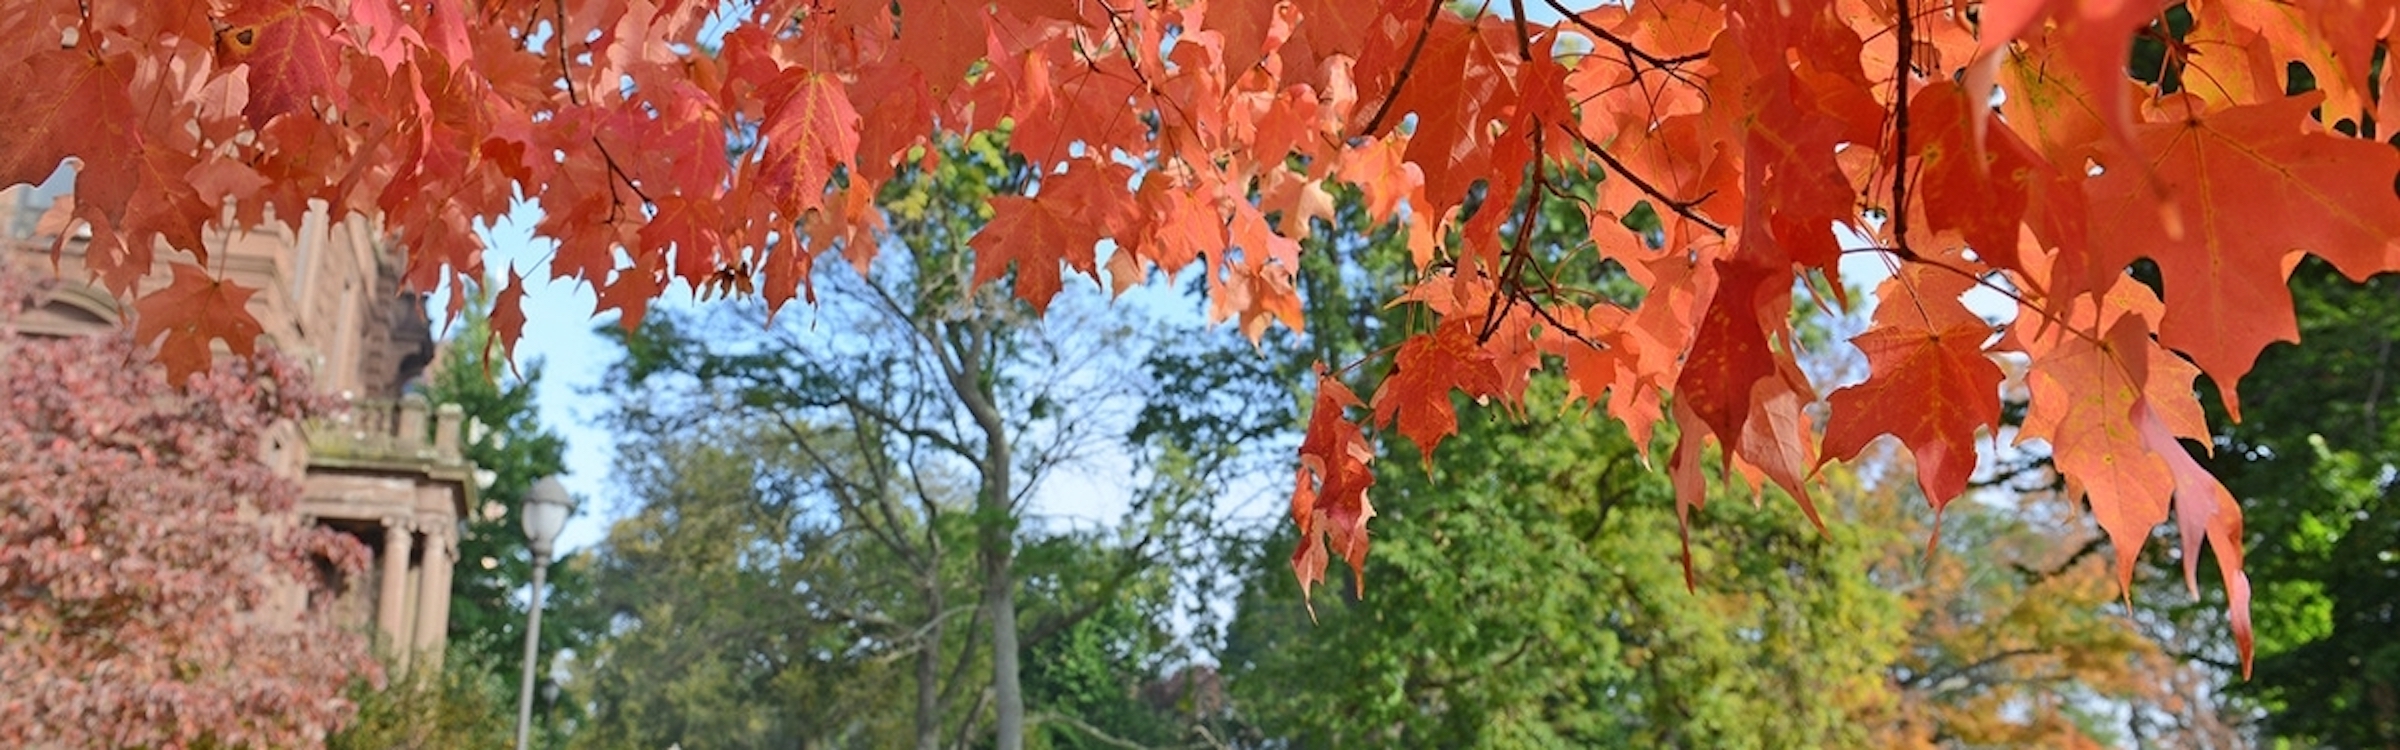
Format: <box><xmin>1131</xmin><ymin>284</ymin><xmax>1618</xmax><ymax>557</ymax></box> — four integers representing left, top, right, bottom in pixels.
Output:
<box><xmin>565</xmin><ymin>429</ymin><xmax>926</xmax><ymax>750</ymax></box>
<box><xmin>1220</xmin><ymin>379</ymin><xmax>1908</xmax><ymax>748</ymax></box>
<box><xmin>329</xmin><ymin>650</ymin><xmax>517</xmax><ymax>750</ymax></box>
<box><xmin>2195</xmin><ymin>261</ymin><xmax>2400</xmax><ymax>745</ymax></box>
<box><xmin>1018</xmin><ymin>536</ymin><xmax>1190</xmax><ymax>749</ymax></box>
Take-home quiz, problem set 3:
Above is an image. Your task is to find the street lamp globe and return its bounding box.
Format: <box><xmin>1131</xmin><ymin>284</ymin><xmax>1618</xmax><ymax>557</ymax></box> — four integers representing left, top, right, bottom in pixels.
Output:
<box><xmin>521</xmin><ymin>476</ymin><xmax>575</xmax><ymax>558</ymax></box>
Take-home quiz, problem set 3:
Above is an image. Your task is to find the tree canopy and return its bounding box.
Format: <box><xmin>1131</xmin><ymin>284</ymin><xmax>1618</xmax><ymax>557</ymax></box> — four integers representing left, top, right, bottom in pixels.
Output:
<box><xmin>11</xmin><ymin>0</ymin><xmax>2400</xmax><ymax>671</ymax></box>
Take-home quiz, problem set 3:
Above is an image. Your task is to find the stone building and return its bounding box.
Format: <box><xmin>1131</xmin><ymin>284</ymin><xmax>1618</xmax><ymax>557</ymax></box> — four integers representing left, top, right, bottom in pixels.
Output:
<box><xmin>2</xmin><ymin>177</ymin><xmax>479</xmax><ymax>673</ymax></box>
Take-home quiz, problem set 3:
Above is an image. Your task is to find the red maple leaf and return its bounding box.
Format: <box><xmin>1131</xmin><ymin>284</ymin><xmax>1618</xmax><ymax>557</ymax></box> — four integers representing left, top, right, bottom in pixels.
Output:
<box><xmin>969</xmin><ymin>194</ymin><xmax>1100</xmax><ymax>313</ymax></box>
<box><xmin>895</xmin><ymin>0</ymin><xmax>988</xmax><ymax>103</ymax></box>
<box><xmin>0</xmin><ymin>52</ymin><xmax>140</xmax><ymax>224</ymax></box>
<box><xmin>486</xmin><ymin>266</ymin><xmax>531</xmax><ymax>373</ymax></box>
<box><xmin>1904</xmin><ymin>82</ymin><xmax>2048</xmax><ymax>273</ymax></box>
<box><xmin>1291</xmin><ymin>371</ymin><xmax>1376</xmax><ymax>606</ymax></box>
<box><xmin>219</xmin><ymin>0</ymin><xmax>351</xmax><ymax>129</ymax></box>
<box><xmin>1674</xmin><ymin>257</ymin><xmax>1787</xmax><ymax>449</ymax></box>
<box><xmin>756</xmin><ymin>68</ymin><xmax>861</xmax><ymax>218</ymax></box>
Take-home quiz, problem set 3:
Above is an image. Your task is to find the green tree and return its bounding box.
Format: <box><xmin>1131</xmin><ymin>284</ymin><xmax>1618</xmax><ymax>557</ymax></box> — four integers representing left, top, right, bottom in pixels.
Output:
<box><xmin>567</xmin><ymin>413</ymin><xmax>1209</xmax><ymax>749</ymax></box>
<box><xmin>566</xmin><ymin>427</ymin><xmax>924</xmax><ymax>749</ymax></box>
<box><xmin>1218</xmin><ymin>377</ymin><xmax>1908</xmax><ymax>748</ymax></box>
<box><xmin>330</xmin><ymin>646</ymin><xmax>519</xmax><ymax>750</ymax></box>
<box><xmin>587</xmin><ymin>133</ymin><xmax>1234</xmax><ymax>749</ymax></box>
<box><xmin>1017</xmin><ymin>533</ymin><xmax>1192</xmax><ymax>750</ymax></box>
<box><xmin>1202</xmin><ymin>182</ymin><xmax>1898</xmax><ymax>746</ymax></box>
<box><xmin>2193</xmin><ymin>262</ymin><xmax>2400</xmax><ymax>746</ymax></box>
<box><xmin>422</xmin><ymin>296</ymin><xmax>598</xmax><ymax>737</ymax></box>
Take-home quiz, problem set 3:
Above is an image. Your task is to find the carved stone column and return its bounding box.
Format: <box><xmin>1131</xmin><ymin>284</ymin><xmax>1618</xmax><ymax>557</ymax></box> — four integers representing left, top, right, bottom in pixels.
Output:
<box><xmin>376</xmin><ymin>516</ymin><xmax>415</xmax><ymax>669</ymax></box>
<box><xmin>412</xmin><ymin>522</ymin><xmax>457</xmax><ymax>670</ymax></box>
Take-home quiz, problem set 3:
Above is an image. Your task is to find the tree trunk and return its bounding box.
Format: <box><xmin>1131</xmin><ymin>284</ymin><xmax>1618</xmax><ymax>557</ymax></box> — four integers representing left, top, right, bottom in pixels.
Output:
<box><xmin>944</xmin><ymin>319</ymin><xmax>1023</xmax><ymax>750</ymax></box>
<box><xmin>915</xmin><ymin>571</ymin><xmax>944</xmax><ymax>750</ymax></box>
<box><xmin>979</xmin><ymin>453</ymin><xmax>1022</xmax><ymax>750</ymax></box>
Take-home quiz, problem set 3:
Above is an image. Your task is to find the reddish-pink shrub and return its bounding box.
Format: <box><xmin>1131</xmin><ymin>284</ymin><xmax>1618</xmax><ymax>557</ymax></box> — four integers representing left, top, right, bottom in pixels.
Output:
<box><xmin>1</xmin><ymin>267</ymin><xmax>377</xmax><ymax>748</ymax></box>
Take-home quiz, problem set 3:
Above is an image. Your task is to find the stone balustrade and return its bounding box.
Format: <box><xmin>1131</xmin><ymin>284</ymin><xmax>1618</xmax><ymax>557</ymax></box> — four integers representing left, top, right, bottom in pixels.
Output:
<box><xmin>306</xmin><ymin>394</ymin><xmax>468</xmax><ymax>465</ymax></box>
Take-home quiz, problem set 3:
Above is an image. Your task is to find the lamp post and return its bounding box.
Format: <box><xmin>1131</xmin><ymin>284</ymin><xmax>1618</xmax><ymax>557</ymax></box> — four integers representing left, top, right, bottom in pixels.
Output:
<box><xmin>515</xmin><ymin>476</ymin><xmax>576</xmax><ymax>750</ymax></box>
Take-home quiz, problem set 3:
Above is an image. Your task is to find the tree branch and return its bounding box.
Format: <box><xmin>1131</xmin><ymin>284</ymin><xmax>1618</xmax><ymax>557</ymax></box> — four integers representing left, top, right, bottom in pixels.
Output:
<box><xmin>1357</xmin><ymin>0</ymin><xmax>1448</xmax><ymax>137</ymax></box>
<box><xmin>1028</xmin><ymin>712</ymin><xmax>1153</xmax><ymax>750</ymax></box>
<box><xmin>1562</xmin><ymin>127</ymin><xmax>1728</xmax><ymax>237</ymax></box>
<box><xmin>1542</xmin><ymin>0</ymin><xmax>1710</xmax><ymax>70</ymax></box>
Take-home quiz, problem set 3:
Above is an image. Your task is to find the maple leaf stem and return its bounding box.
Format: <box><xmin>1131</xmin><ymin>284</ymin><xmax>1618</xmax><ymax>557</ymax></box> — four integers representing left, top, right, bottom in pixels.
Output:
<box><xmin>1357</xmin><ymin>0</ymin><xmax>1449</xmax><ymax>137</ymax></box>
<box><xmin>1478</xmin><ymin>132</ymin><xmax>1546</xmax><ymax>342</ymax></box>
<box><xmin>1564</xmin><ymin>127</ymin><xmax>1728</xmax><ymax>236</ymax></box>
<box><xmin>1524</xmin><ymin>291</ymin><xmax>1612</xmax><ymax>351</ymax></box>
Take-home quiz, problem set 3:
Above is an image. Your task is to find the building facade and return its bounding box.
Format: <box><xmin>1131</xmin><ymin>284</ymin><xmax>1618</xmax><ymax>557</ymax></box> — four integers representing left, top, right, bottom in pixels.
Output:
<box><xmin>3</xmin><ymin>178</ymin><xmax>479</xmax><ymax>673</ymax></box>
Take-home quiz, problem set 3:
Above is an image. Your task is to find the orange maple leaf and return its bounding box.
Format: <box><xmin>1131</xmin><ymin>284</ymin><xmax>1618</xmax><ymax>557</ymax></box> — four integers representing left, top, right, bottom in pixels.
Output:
<box><xmin>1362</xmin><ymin>15</ymin><xmax>1515</xmax><ymax>218</ymax></box>
<box><xmin>1371</xmin><ymin>316</ymin><xmax>1505</xmax><ymax>463</ymax></box>
<box><xmin>1821</xmin><ymin>269</ymin><xmax>2004</xmax><ymax>509</ymax></box>
<box><xmin>1973</xmin><ymin>0</ymin><xmax>2167</xmax><ymax>161</ymax></box>
<box><xmin>2084</xmin><ymin>92</ymin><xmax>2400</xmax><ymax>419</ymax></box>
<box><xmin>2019</xmin><ymin>296</ymin><xmax>2197</xmax><ymax>592</ymax></box>
<box><xmin>757</xmin><ymin>68</ymin><xmax>861</xmax><ymax>218</ymax></box>
<box><xmin>133</xmin><ymin>265</ymin><xmax>267</xmax><ymax>386</ymax></box>
<box><xmin>2136</xmin><ymin>399</ymin><xmax>2254</xmax><ymax>677</ymax></box>
<box><xmin>969</xmin><ymin>194</ymin><xmax>1100</xmax><ymax>313</ymax></box>
<box><xmin>1292</xmin><ymin>371</ymin><xmax>1376</xmax><ymax>607</ymax></box>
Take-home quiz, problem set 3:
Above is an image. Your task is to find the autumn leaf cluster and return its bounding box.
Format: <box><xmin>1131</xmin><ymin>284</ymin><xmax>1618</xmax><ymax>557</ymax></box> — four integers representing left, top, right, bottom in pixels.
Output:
<box><xmin>10</xmin><ymin>0</ymin><xmax>2400</xmax><ymax>670</ymax></box>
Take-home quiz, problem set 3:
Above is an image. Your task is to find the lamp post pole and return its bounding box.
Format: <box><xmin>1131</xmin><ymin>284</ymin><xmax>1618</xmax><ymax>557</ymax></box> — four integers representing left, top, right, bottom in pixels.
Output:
<box><xmin>514</xmin><ymin>546</ymin><xmax>550</xmax><ymax>750</ymax></box>
<box><xmin>515</xmin><ymin>477</ymin><xmax>575</xmax><ymax>750</ymax></box>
